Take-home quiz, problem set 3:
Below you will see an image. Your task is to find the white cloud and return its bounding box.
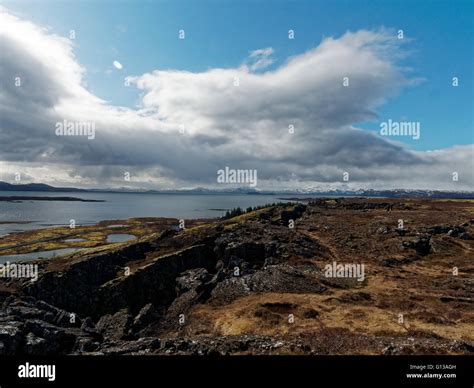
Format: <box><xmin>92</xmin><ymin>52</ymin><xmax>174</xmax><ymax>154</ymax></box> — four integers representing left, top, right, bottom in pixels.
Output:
<box><xmin>247</xmin><ymin>47</ymin><xmax>274</xmax><ymax>71</ymax></box>
<box><xmin>0</xmin><ymin>7</ymin><xmax>472</xmax><ymax>191</ymax></box>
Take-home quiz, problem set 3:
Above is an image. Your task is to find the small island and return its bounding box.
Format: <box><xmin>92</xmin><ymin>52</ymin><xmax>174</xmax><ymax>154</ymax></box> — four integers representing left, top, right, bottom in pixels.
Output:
<box><xmin>0</xmin><ymin>196</ymin><xmax>105</xmax><ymax>202</ymax></box>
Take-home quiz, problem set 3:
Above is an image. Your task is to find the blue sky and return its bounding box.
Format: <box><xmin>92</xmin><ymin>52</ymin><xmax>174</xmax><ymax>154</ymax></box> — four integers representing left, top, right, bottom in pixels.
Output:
<box><xmin>0</xmin><ymin>1</ymin><xmax>472</xmax><ymax>190</ymax></box>
<box><xmin>4</xmin><ymin>0</ymin><xmax>472</xmax><ymax>151</ymax></box>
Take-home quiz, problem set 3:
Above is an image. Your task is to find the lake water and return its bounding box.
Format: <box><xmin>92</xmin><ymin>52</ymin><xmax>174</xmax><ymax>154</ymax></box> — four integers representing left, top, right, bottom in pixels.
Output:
<box><xmin>106</xmin><ymin>234</ymin><xmax>136</xmax><ymax>243</ymax></box>
<box><xmin>0</xmin><ymin>247</ymin><xmax>85</xmax><ymax>264</ymax></box>
<box><xmin>0</xmin><ymin>191</ymin><xmax>314</xmax><ymax>236</ymax></box>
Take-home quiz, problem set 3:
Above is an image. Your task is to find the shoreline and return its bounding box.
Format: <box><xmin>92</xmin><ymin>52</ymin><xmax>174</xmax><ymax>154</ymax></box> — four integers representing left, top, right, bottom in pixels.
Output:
<box><xmin>1</xmin><ymin>197</ymin><xmax>473</xmax><ymax>262</ymax></box>
<box><xmin>0</xmin><ymin>196</ymin><xmax>105</xmax><ymax>202</ymax></box>
<box><xmin>0</xmin><ymin>216</ymin><xmax>212</xmax><ymax>260</ymax></box>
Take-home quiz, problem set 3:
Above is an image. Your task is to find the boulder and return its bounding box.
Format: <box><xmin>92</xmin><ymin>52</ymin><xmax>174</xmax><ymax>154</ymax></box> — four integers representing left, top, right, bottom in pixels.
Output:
<box><xmin>402</xmin><ymin>236</ymin><xmax>434</xmax><ymax>256</ymax></box>
<box><xmin>96</xmin><ymin>309</ymin><xmax>133</xmax><ymax>341</ymax></box>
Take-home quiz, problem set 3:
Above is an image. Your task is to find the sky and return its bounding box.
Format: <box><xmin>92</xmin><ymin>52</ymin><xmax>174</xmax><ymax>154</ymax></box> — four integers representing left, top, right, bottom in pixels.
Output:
<box><xmin>0</xmin><ymin>0</ymin><xmax>473</xmax><ymax>191</ymax></box>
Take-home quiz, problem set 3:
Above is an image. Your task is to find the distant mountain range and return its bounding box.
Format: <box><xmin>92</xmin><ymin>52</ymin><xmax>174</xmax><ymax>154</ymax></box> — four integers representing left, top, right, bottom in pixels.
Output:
<box><xmin>0</xmin><ymin>181</ymin><xmax>265</xmax><ymax>195</ymax></box>
<box><xmin>0</xmin><ymin>181</ymin><xmax>473</xmax><ymax>199</ymax></box>
<box><xmin>0</xmin><ymin>182</ymin><xmax>87</xmax><ymax>192</ymax></box>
